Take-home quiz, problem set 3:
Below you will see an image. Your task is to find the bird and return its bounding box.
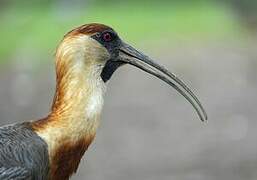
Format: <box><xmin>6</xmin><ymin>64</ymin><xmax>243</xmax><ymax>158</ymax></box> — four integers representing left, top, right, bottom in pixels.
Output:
<box><xmin>0</xmin><ymin>23</ymin><xmax>207</xmax><ymax>180</ymax></box>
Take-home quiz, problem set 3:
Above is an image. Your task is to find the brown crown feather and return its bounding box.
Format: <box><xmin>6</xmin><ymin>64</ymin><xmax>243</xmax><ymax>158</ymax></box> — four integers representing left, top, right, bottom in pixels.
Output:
<box><xmin>65</xmin><ymin>23</ymin><xmax>113</xmax><ymax>37</ymax></box>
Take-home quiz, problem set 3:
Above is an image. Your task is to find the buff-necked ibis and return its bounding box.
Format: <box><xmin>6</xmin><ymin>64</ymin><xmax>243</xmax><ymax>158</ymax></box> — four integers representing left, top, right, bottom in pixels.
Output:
<box><xmin>0</xmin><ymin>23</ymin><xmax>207</xmax><ymax>180</ymax></box>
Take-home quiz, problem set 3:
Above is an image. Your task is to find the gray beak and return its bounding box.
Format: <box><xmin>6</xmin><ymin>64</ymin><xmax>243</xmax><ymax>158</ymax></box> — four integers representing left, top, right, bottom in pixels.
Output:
<box><xmin>118</xmin><ymin>42</ymin><xmax>207</xmax><ymax>122</ymax></box>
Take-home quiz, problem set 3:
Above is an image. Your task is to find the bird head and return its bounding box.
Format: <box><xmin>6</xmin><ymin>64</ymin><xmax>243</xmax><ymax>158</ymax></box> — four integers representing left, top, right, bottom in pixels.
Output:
<box><xmin>55</xmin><ymin>23</ymin><xmax>207</xmax><ymax>122</ymax></box>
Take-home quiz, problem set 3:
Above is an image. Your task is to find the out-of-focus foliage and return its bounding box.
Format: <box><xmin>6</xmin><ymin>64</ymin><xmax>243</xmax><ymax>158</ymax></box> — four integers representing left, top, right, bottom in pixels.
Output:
<box><xmin>0</xmin><ymin>0</ymin><xmax>248</xmax><ymax>62</ymax></box>
<box><xmin>227</xmin><ymin>0</ymin><xmax>257</xmax><ymax>29</ymax></box>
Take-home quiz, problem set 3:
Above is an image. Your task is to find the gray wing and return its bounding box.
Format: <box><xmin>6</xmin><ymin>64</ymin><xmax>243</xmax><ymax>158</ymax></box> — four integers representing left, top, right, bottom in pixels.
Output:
<box><xmin>0</xmin><ymin>167</ymin><xmax>31</xmax><ymax>180</ymax></box>
<box><xmin>0</xmin><ymin>122</ymin><xmax>49</xmax><ymax>180</ymax></box>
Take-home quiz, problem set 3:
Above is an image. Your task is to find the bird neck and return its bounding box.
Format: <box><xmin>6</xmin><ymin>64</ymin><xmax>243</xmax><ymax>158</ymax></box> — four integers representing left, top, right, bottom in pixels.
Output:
<box><xmin>32</xmin><ymin>51</ymin><xmax>106</xmax><ymax>179</ymax></box>
<box><xmin>51</xmin><ymin>63</ymin><xmax>106</xmax><ymax>121</ymax></box>
<box><xmin>34</xmin><ymin>54</ymin><xmax>106</xmax><ymax>136</ymax></box>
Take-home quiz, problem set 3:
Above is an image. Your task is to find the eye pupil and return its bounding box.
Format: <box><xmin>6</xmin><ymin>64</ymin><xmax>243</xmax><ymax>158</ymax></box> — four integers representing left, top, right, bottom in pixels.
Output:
<box><xmin>103</xmin><ymin>33</ymin><xmax>112</xmax><ymax>42</ymax></box>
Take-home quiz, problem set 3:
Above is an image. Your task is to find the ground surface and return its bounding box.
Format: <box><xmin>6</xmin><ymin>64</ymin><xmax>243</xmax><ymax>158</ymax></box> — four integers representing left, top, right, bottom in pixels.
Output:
<box><xmin>0</xmin><ymin>41</ymin><xmax>256</xmax><ymax>180</ymax></box>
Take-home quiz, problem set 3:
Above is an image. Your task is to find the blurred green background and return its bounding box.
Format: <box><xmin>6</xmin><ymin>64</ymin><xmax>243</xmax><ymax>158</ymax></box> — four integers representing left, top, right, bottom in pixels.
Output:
<box><xmin>0</xmin><ymin>0</ymin><xmax>257</xmax><ymax>180</ymax></box>
<box><xmin>0</xmin><ymin>0</ymin><xmax>256</xmax><ymax>62</ymax></box>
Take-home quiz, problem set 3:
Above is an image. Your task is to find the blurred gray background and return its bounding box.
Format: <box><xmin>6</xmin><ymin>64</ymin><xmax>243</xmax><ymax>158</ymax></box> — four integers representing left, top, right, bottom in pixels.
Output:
<box><xmin>0</xmin><ymin>0</ymin><xmax>257</xmax><ymax>179</ymax></box>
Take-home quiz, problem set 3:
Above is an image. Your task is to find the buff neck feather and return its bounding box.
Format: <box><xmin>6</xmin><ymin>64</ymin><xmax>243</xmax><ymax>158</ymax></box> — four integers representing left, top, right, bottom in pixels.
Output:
<box><xmin>31</xmin><ymin>35</ymin><xmax>107</xmax><ymax>179</ymax></box>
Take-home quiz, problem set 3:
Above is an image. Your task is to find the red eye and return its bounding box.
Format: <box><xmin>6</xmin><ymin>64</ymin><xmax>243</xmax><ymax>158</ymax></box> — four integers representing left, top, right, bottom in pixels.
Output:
<box><xmin>103</xmin><ymin>32</ymin><xmax>112</xmax><ymax>42</ymax></box>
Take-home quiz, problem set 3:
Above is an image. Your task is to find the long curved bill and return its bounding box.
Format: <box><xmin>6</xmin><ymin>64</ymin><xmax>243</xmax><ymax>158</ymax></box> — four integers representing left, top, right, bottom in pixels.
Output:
<box><xmin>118</xmin><ymin>42</ymin><xmax>207</xmax><ymax>122</ymax></box>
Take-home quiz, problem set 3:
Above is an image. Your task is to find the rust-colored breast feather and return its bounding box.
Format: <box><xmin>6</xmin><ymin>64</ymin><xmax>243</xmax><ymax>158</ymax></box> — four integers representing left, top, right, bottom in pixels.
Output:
<box><xmin>32</xmin><ymin>118</ymin><xmax>97</xmax><ymax>180</ymax></box>
<box><xmin>50</xmin><ymin>135</ymin><xmax>95</xmax><ymax>180</ymax></box>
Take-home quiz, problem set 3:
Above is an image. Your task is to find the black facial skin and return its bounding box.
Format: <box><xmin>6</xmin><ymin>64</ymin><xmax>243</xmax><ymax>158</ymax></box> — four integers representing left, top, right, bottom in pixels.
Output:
<box><xmin>91</xmin><ymin>30</ymin><xmax>124</xmax><ymax>82</ymax></box>
<box><xmin>100</xmin><ymin>60</ymin><xmax>124</xmax><ymax>82</ymax></box>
